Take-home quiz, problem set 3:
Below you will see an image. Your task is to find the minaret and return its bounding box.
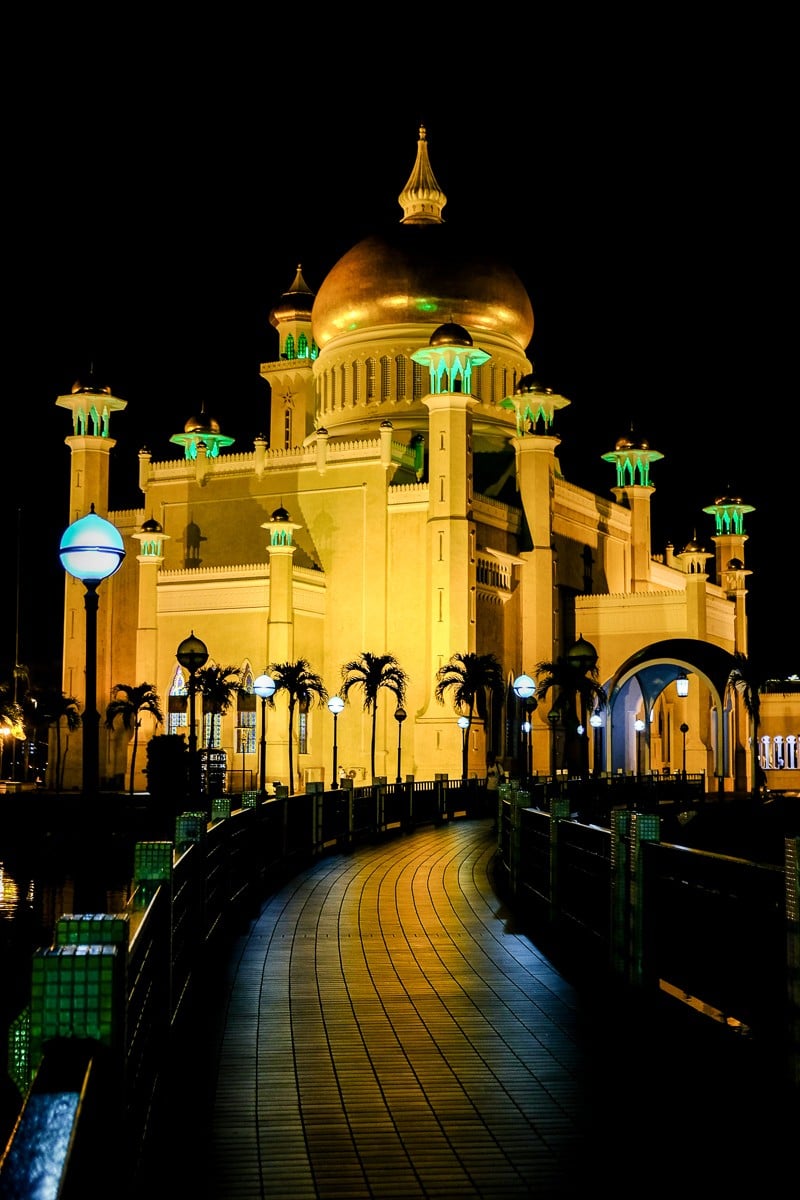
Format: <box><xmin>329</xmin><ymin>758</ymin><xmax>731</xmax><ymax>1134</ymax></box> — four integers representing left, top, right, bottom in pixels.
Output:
<box><xmin>261</xmin><ymin>265</ymin><xmax>316</xmax><ymax>451</ymax></box>
<box><xmin>414</xmin><ymin>324</ymin><xmax>487</xmax><ymax>705</ymax></box>
<box><xmin>132</xmin><ymin>515</ymin><xmax>170</xmax><ymax>683</ymax></box>
<box><xmin>56</xmin><ymin>379</ymin><xmax>127</xmax><ymax>790</ymax></box>
<box><xmin>169</xmin><ymin>403</ymin><xmax>234</xmax><ymax>484</ymax></box>
<box><xmin>702</xmin><ymin>489</ymin><xmax>754</xmax><ymax>654</ymax></box>
<box><xmin>601</xmin><ymin>426</ymin><xmax>664</xmax><ymax>592</ymax></box>
<box><xmin>261</xmin><ymin>505</ymin><xmax>301</xmax><ymax>786</ymax></box>
<box><xmin>509</xmin><ymin>372</ymin><xmax>571</xmax><ymax>772</ymax></box>
<box><xmin>675</xmin><ymin>531</ymin><xmax>713</xmax><ymax>640</ymax></box>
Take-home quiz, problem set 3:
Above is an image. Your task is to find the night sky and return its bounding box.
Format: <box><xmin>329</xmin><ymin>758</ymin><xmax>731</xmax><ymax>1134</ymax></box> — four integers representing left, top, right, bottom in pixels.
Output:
<box><xmin>3</xmin><ymin>46</ymin><xmax>795</xmax><ymax>689</ymax></box>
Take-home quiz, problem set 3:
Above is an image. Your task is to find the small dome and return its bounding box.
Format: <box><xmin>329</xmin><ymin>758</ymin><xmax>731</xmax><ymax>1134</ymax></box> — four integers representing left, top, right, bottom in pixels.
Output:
<box><xmin>141</xmin><ymin>516</ymin><xmax>163</xmax><ymax>534</ymax></box>
<box><xmin>269</xmin><ymin>264</ymin><xmax>315</xmax><ymax>328</ymax></box>
<box><xmin>727</xmin><ymin>557</ymin><xmax>744</xmax><ymax>570</ymax></box>
<box><xmin>72</xmin><ymin>379</ymin><xmax>112</xmax><ymax>395</ymax></box>
<box><xmin>515</xmin><ymin>372</ymin><xmax>552</xmax><ymax>397</ymax></box>
<box><xmin>682</xmin><ymin>536</ymin><xmax>705</xmax><ymax>553</ymax></box>
<box><xmin>615</xmin><ymin>430</ymin><xmax>649</xmax><ymax>451</ymax></box>
<box><xmin>429</xmin><ymin>321</ymin><xmax>473</xmax><ymax>347</ymax></box>
<box><xmin>184</xmin><ymin>412</ymin><xmax>221</xmax><ymax>434</ymax></box>
<box><xmin>715</xmin><ymin>492</ymin><xmax>743</xmax><ymax>506</ymax></box>
<box><xmin>271</xmin><ymin>505</ymin><xmax>291</xmax><ymax>522</ymax></box>
<box><xmin>567</xmin><ymin>634</ymin><xmax>598</xmax><ymax>669</ymax></box>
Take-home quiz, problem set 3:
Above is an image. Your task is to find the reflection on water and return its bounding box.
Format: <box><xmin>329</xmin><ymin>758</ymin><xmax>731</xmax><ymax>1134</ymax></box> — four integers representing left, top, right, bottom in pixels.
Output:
<box><xmin>0</xmin><ymin>833</ymin><xmax>136</xmax><ymax>1145</ymax></box>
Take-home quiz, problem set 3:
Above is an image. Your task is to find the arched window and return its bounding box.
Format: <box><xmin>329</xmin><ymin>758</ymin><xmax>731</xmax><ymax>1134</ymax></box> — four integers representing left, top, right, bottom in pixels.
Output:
<box><xmin>380</xmin><ymin>356</ymin><xmax>391</xmax><ymax>400</ymax></box>
<box><xmin>298</xmin><ymin>332</ymin><xmax>309</xmax><ymax>359</ymax></box>
<box><xmin>366</xmin><ymin>358</ymin><xmax>377</xmax><ymax>401</ymax></box>
<box><xmin>168</xmin><ymin>665</ymin><xmax>188</xmax><ymax>737</ymax></box>
<box><xmin>396</xmin><ymin>355</ymin><xmax>407</xmax><ymax>400</ymax></box>
<box><xmin>284</xmin><ymin>333</ymin><xmax>296</xmax><ymax>361</ymax></box>
<box><xmin>237</xmin><ymin>667</ymin><xmax>256</xmax><ymax>754</ymax></box>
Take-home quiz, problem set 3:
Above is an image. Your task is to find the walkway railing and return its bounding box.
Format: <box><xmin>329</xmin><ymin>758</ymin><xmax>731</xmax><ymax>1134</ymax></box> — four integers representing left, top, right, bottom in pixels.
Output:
<box><xmin>0</xmin><ymin>775</ymin><xmax>796</xmax><ymax>1198</ymax></box>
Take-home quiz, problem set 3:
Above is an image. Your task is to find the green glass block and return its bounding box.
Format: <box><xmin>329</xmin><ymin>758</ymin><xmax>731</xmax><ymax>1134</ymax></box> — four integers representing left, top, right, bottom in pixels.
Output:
<box><xmin>175</xmin><ymin>812</ymin><xmax>206</xmax><ymax>847</ymax></box>
<box><xmin>134</xmin><ymin>841</ymin><xmax>173</xmax><ymax>883</ymax></box>
<box><xmin>7</xmin><ymin>1007</ymin><xmax>31</xmax><ymax>1094</ymax></box>
<box><xmin>211</xmin><ymin>795</ymin><xmax>231</xmax><ymax>821</ymax></box>
<box><xmin>241</xmin><ymin>790</ymin><xmax>259</xmax><ymax>808</ymax></box>
<box><xmin>56</xmin><ymin>914</ymin><xmax>129</xmax><ymax>946</ymax></box>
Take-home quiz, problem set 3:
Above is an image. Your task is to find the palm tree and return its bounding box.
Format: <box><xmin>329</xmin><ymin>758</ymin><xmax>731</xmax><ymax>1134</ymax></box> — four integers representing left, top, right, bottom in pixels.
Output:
<box><xmin>340</xmin><ymin>652</ymin><xmax>409</xmax><ymax>782</ymax></box>
<box><xmin>267</xmin><ymin>659</ymin><xmax>328</xmax><ymax>791</ymax></box>
<box><xmin>105</xmin><ymin>682</ymin><xmax>164</xmax><ymax>795</ymax></box>
<box><xmin>728</xmin><ymin>650</ymin><xmax>764</xmax><ymax>796</ymax></box>
<box><xmin>36</xmin><ymin>690</ymin><xmax>81</xmax><ymax>793</ymax></box>
<box><xmin>535</xmin><ymin>651</ymin><xmax>606</xmax><ymax>777</ymax></box>
<box><xmin>195</xmin><ymin>665</ymin><xmax>244</xmax><ymax>748</ymax></box>
<box><xmin>434</xmin><ymin>652</ymin><xmax>504</xmax><ymax>778</ymax></box>
<box><xmin>0</xmin><ymin>686</ymin><xmax>24</xmax><ymax>780</ymax></box>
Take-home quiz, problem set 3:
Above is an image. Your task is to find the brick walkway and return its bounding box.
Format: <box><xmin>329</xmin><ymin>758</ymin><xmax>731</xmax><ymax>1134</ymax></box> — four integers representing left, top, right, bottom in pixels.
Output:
<box><xmin>168</xmin><ymin>818</ymin><xmax>796</xmax><ymax>1199</ymax></box>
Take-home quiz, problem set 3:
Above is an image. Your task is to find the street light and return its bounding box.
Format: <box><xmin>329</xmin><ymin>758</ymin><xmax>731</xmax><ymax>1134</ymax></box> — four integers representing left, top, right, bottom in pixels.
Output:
<box><xmin>176</xmin><ymin>631</ymin><xmax>209</xmax><ymax>807</ymax></box>
<box><xmin>394</xmin><ymin>706</ymin><xmax>407</xmax><ymax>784</ymax></box>
<box><xmin>254</xmin><ymin>673</ymin><xmax>276</xmax><ymax>799</ymax></box>
<box><xmin>0</xmin><ymin>726</ymin><xmax>9</xmax><ymax>779</ymax></box>
<box><xmin>513</xmin><ymin>674</ymin><xmax>537</xmax><ymax>781</ymax></box>
<box><xmin>458</xmin><ymin>715</ymin><xmax>470</xmax><ymax>781</ymax></box>
<box><xmin>634</xmin><ymin>718</ymin><xmax>646</xmax><ymax>777</ymax></box>
<box><xmin>59</xmin><ymin>506</ymin><xmax>126</xmax><ymax>799</ymax></box>
<box><xmin>590</xmin><ymin>710</ymin><xmax>604</xmax><ymax>777</ymax></box>
<box><xmin>680</xmin><ymin>721</ymin><xmax>689</xmax><ymax>779</ymax></box>
<box><xmin>327</xmin><ymin>694</ymin><xmax>344</xmax><ymax>788</ymax></box>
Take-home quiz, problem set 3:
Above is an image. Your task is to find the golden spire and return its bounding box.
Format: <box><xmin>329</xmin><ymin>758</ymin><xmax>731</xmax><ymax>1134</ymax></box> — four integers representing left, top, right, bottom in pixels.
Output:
<box><xmin>398</xmin><ymin>124</ymin><xmax>447</xmax><ymax>225</ymax></box>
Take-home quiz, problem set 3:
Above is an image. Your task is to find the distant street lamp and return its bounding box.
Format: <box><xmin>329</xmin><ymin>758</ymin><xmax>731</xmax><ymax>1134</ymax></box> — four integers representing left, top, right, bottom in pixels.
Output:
<box><xmin>177</xmin><ymin>632</ymin><xmax>209</xmax><ymax>807</ymax></box>
<box><xmin>513</xmin><ymin>674</ymin><xmax>537</xmax><ymax>782</ymax></box>
<box><xmin>458</xmin><ymin>715</ymin><xmax>470</xmax><ymax>781</ymax></box>
<box><xmin>634</xmin><ymin>718</ymin><xmax>646</xmax><ymax>777</ymax></box>
<box><xmin>680</xmin><ymin>721</ymin><xmax>689</xmax><ymax>779</ymax></box>
<box><xmin>327</xmin><ymin>694</ymin><xmax>344</xmax><ymax>789</ymax></box>
<box><xmin>590</xmin><ymin>710</ymin><xmax>604</xmax><ymax>777</ymax></box>
<box><xmin>0</xmin><ymin>726</ymin><xmax>9</xmax><ymax>779</ymax></box>
<box><xmin>254</xmin><ymin>673</ymin><xmax>276</xmax><ymax>799</ymax></box>
<box><xmin>394</xmin><ymin>706</ymin><xmax>407</xmax><ymax>784</ymax></box>
<box><xmin>60</xmin><ymin>507</ymin><xmax>126</xmax><ymax>799</ymax></box>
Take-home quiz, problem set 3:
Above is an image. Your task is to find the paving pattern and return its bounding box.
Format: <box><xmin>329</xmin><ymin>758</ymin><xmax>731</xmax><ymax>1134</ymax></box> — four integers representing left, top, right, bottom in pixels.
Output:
<box><xmin>190</xmin><ymin>819</ymin><xmax>796</xmax><ymax>1199</ymax></box>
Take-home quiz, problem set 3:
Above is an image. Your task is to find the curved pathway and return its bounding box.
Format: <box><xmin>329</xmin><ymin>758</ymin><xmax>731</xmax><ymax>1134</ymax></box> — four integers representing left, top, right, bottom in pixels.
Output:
<box><xmin>191</xmin><ymin>819</ymin><xmax>794</xmax><ymax>1199</ymax></box>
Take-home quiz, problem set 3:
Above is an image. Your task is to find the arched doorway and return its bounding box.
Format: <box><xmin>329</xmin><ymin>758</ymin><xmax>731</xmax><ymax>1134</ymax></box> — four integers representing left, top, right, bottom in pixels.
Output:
<box><xmin>603</xmin><ymin>639</ymin><xmax>737</xmax><ymax>791</ymax></box>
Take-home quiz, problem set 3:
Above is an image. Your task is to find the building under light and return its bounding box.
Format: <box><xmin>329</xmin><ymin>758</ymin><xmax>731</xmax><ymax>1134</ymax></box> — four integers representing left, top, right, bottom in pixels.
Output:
<box><xmin>54</xmin><ymin>127</ymin><xmax>798</xmax><ymax>796</ymax></box>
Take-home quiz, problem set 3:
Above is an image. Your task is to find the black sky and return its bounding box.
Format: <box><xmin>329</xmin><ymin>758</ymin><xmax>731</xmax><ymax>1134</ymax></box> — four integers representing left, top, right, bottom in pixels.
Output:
<box><xmin>3</xmin><ymin>43</ymin><xmax>795</xmax><ymax>688</ymax></box>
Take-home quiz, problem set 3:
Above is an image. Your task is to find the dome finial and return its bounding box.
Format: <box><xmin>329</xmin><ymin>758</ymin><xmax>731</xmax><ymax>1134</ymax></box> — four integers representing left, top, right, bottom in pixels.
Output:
<box><xmin>398</xmin><ymin>125</ymin><xmax>446</xmax><ymax>225</ymax></box>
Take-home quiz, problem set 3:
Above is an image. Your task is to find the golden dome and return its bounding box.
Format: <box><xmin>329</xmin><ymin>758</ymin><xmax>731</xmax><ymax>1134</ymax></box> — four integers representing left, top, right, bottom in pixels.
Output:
<box><xmin>184</xmin><ymin>412</ymin><xmax>221</xmax><ymax>434</ymax></box>
<box><xmin>311</xmin><ymin>223</ymin><xmax>534</xmax><ymax>352</ymax></box>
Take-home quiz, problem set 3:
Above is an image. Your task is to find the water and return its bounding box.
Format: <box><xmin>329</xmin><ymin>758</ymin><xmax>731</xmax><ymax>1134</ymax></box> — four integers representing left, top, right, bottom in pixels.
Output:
<box><xmin>0</xmin><ymin>826</ymin><xmax>136</xmax><ymax>1149</ymax></box>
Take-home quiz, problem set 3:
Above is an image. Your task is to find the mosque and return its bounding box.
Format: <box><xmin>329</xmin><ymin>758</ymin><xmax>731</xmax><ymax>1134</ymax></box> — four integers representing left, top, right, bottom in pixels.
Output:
<box><xmin>55</xmin><ymin>127</ymin><xmax>798</xmax><ymax>797</ymax></box>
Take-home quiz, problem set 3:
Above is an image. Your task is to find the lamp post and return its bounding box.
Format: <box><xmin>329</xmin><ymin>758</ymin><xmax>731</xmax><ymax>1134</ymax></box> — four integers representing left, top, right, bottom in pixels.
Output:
<box><xmin>634</xmin><ymin>718</ymin><xmax>646</xmax><ymax>777</ymax></box>
<box><xmin>0</xmin><ymin>726</ymin><xmax>9</xmax><ymax>779</ymax></box>
<box><xmin>680</xmin><ymin>722</ymin><xmax>689</xmax><ymax>779</ymax></box>
<box><xmin>513</xmin><ymin>674</ymin><xmax>537</xmax><ymax>783</ymax></box>
<box><xmin>590</xmin><ymin>710</ymin><xmax>604</xmax><ymax>777</ymax></box>
<box><xmin>59</xmin><ymin>507</ymin><xmax>126</xmax><ymax>799</ymax></box>
<box><xmin>253</xmin><ymin>673</ymin><xmax>276</xmax><ymax>800</ymax></box>
<box><xmin>458</xmin><ymin>715</ymin><xmax>470</xmax><ymax>781</ymax></box>
<box><xmin>177</xmin><ymin>632</ymin><xmax>209</xmax><ymax>807</ymax></box>
<box><xmin>327</xmin><ymin>694</ymin><xmax>344</xmax><ymax>788</ymax></box>
<box><xmin>394</xmin><ymin>706</ymin><xmax>407</xmax><ymax>784</ymax></box>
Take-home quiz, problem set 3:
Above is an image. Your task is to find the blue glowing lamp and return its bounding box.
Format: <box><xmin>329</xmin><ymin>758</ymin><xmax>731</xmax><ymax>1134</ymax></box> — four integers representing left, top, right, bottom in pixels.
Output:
<box><xmin>59</xmin><ymin>505</ymin><xmax>126</xmax><ymax>583</ymax></box>
<box><xmin>512</xmin><ymin>674</ymin><xmax>536</xmax><ymax>702</ymax></box>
